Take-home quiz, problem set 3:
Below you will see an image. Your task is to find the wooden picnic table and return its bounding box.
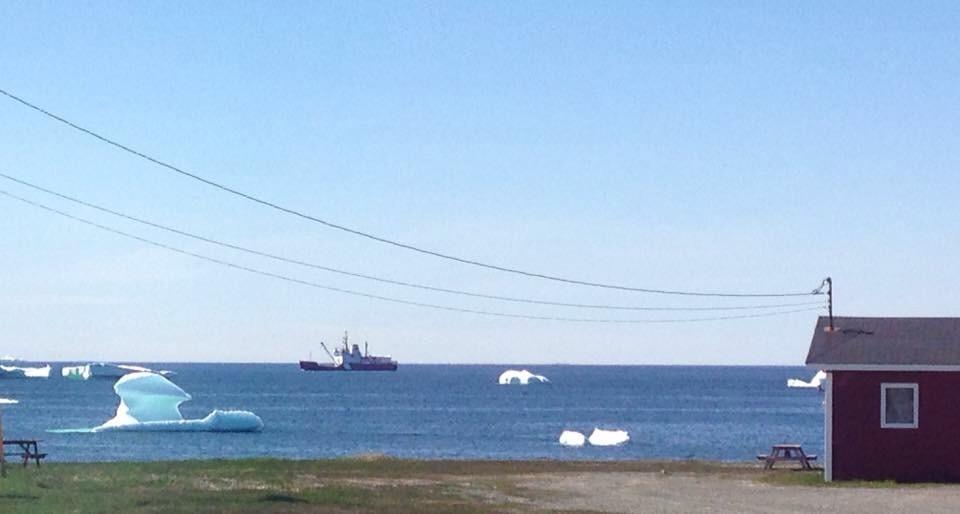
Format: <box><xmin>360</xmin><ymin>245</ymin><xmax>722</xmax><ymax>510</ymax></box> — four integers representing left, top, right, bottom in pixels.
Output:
<box><xmin>3</xmin><ymin>439</ymin><xmax>46</xmax><ymax>467</ymax></box>
<box><xmin>757</xmin><ymin>444</ymin><xmax>817</xmax><ymax>470</ymax></box>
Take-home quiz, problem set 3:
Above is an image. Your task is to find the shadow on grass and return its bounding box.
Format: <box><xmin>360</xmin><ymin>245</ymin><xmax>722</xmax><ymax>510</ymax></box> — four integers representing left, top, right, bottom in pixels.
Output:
<box><xmin>0</xmin><ymin>493</ymin><xmax>40</xmax><ymax>500</ymax></box>
<box><xmin>758</xmin><ymin>470</ymin><xmax>917</xmax><ymax>489</ymax></box>
<box><xmin>259</xmin><ymin>493</ymin><xmax>307</xmax><ymax>503</ymax></box>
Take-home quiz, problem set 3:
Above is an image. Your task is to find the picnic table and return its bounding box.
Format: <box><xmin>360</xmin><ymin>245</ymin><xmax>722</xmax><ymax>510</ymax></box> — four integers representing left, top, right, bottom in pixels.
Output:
<box><xmin>3</xmin><ymin>439</ymin><xmax>46</xmax><ymax>467</ymax></box>
<box><xmin>757</xmin><ymin>444</ymin><xmax>816</xmax><ymax>470</ymax></box>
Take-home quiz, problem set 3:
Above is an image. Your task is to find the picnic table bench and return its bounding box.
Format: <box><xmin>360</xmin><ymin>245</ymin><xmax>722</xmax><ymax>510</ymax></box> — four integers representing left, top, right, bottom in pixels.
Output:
<box><xmin>3</xmin><ymin>439</ymin><xmax>47</xmax><ymax>467</ymax></box>
<box><xmin>757</xmin><ymin>444</ymin><xmax>816</xmax><ymax>470</ymax></box>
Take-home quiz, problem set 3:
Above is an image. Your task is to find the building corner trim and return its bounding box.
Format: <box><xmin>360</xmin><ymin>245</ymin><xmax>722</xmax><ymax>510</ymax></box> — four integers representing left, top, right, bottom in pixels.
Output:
<box><xmin>825</xmin><ymin>372</ymin><xmax>833</xmax><ymax>482</ymax></box>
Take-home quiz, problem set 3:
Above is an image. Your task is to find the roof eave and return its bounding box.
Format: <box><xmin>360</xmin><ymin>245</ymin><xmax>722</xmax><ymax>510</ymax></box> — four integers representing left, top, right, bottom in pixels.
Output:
<box><xmin>808</xmin><ymin>363</ymin><xmax>960</xmax><ymax>372</ymax></box>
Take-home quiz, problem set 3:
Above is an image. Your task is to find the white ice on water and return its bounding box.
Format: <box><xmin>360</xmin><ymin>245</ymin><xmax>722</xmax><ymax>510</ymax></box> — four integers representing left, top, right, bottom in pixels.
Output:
<box><xmin>0</xmin><ymin>364</ymin><xmax>51</xmax><ymax>378</ymax></box>
<box><xmin>56</xmin><ymin>372</ymin><xmax>262</xmax><ymax>433</ymax></box>
<box><xmin>587</xmin><ymin>428</ymin><xmax>630</xmax><ymax>446</ymax></box>
<box><xmin>787</xmin><ymin>370</ymin><xmax>827</xmax><ymax>389</ymax></box>
<box><xmin>558</xmin><ymin>430</ymin><xmax>586</xmax><ymax>447</ymax></box>
<box><xmin>498</xmin><ymin>369</ymin><xmax>549</xmax><ymax>385</ymax></box>
<box><xmin>559</xmin><ymin>428</ymin><xmax>630</xmax><ymax>447</ymax></box>
<box><xmin>0</xmin><ymin>398</ymin><xmax>19</xmax><ymax>405</ymax></box>
<box><xmin>62</xmin><ymin>363</ymin><xmax>172</xmax><ymax>380</ymax></box>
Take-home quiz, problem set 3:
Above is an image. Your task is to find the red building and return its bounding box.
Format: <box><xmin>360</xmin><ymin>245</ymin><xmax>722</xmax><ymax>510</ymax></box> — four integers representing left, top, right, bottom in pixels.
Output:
<box><xmin>806</xmin><ymin>316</ymin><xmax>960</xmax><ymax>482</ymax></box>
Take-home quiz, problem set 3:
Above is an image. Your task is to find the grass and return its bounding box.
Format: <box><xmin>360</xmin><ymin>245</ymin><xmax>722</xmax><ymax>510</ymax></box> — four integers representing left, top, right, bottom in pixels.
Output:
<box><xmin>0</xmin><ymin>458</ymin><xmax>615</xmax><ymax>514</ymax></box>
<box><xmin>0</xmin><ymin>457</ymin><xmax>934</xmax><ymax>513</ymax></box>
<box><xmin>758</xmin><ymin>469</ymin><xmax>928</xmax><ymax>489</ymax></box>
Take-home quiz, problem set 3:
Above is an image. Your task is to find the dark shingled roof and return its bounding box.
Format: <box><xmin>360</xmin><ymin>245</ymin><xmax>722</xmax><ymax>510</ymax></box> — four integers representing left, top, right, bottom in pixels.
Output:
<box><xmin>806</xmin><ymin>316</ymin><xmax>960</xmax><ymax>367</ymax></box>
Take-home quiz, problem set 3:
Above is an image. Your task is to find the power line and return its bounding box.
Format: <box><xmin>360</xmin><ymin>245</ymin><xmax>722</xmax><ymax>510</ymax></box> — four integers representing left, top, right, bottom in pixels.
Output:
<box><xmin>0</xmin><ymin>171</ymin><xmax>823</xmax><ymax>313</ymax></box>
<box><xmin>0</xmin><ymin>189</ymin><xmax>826</xmax><ymax>324</ymax></box>
<box><xmin>0</xmin><ymin>88</ymin><xmax>823</xmax><ymax>298</ymax></box>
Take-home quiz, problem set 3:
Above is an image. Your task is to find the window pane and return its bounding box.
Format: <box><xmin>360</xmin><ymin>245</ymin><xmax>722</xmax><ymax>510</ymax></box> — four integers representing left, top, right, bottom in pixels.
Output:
<box><xmin>885</xmin><ymin>387</ymin><xmax>915</xmax><ymax>425</ymax></box>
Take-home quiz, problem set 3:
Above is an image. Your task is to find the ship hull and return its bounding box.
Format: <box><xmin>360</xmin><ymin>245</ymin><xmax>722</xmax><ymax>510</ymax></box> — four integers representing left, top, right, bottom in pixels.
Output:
<box><xmin>347</xmin><ymin>362</ymin><xmax>398</xmax><ymax>371</ymax></box>
<box><xmin>299</xmin><ymin>361</ymin><xmax>338</xmax><ymax>371</ymax></box>
<box><xmin>299</xmin><ymin>361</ymin><xmax>397</xmax><ymax>372</ymax></box>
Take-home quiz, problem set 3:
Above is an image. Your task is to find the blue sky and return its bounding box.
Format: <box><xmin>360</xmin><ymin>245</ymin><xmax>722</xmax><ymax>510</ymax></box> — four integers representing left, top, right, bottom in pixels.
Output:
<box><xmin>1</xmin><ymin>2</ymin><xmax>958</xmax><ymax>363</ymax></box>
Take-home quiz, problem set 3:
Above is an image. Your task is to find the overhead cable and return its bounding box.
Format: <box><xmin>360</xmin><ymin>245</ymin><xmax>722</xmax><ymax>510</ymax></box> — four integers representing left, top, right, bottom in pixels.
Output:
<box><xmin>0</xmin><ymin>189</ymin><xmax>826</xmax><ymax>324</ymax></box>
<box><xmin>0</xmin><ymin>88</ymin><xmax>823</xmax><ymax>298</ymax></box>
<box><xmin>0</xmin><ymin>171</ymin><xmax>823</xmax><ymax>313</ymax></box>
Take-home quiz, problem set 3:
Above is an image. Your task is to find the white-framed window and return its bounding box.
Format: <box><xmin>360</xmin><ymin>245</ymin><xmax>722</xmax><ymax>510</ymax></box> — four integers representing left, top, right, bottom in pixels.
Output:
<box><xmin>880</xmin><ymin>383</ymin><xmax>918</xmax><ymax>429</ymax></box>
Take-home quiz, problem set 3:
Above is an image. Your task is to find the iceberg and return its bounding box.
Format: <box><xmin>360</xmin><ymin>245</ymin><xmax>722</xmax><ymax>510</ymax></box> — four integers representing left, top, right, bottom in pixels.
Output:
<box><xmin>787</xmin><ymin>370</ymin><xmax>827</xmax><ymax>389</ymax></box>
<box><xmin>498</xmin><ymin>369</ymin><xmax>549</xmax><ymax>385</ymax></box>
<box><xmin>559</xmin><ymin>430</ymin><xmax>586</xmax><ymax>447</ymax></box>
<box><xmin>0</xmin><ymin>364</ymin><xmax>51</xmax><ymax>378</ymax></box>
<box><xmin>52</xmin><ymin>372</ymin><xmax>262</xmax><ymax>433</ymax></box>
<box><xmin>0</xmin><ymin>398</ymin><xmax>18</xmax><ymax>405</ymax></box>
<box><xmin>60</xmin><ymin>365</ymin><xmax>89</xmax><ymax>380</ymax></box>
<box><xmin>62</xmin><ymin>362</ymin><xmax>173</xmax><ymax>380</ymax></box>
<box><xmin>588</xmin><ymin>428</ymin><xmax>630</xmax><ymax>446</ymax></box>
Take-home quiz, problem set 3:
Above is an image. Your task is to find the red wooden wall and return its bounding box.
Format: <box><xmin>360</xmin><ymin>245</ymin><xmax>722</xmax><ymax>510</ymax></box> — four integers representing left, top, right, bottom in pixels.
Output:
<box><xmin>832</xmin><ymin>370</ymin><xmax>960</xmax><ymax>482</ymax></box>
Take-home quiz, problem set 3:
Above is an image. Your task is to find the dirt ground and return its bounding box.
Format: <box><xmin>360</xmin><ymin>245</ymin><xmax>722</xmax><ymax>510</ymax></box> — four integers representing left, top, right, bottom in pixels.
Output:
<box><xmin>6</xmin><ymin>459</ymin><xmax>960</xmax><ymax>513</ymax></box>
<box><xmin>506</xmin><ymin>471</ymin><xmax>960</xmax><ymax>513</ymax></box>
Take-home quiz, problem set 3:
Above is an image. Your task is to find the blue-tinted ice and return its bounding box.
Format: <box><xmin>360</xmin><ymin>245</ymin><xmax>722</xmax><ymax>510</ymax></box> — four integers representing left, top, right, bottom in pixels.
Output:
<box><xmin>50</xmin><ymin>372</ymin><xmax>262</xmax><ymax>433</ymax></box>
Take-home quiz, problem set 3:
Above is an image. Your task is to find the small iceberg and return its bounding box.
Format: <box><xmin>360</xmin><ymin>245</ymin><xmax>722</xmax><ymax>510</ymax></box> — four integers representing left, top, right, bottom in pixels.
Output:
<box><xmin>787</xmin><ymin>370</ymin><xmax>827</xmax><ymax>389</ymax></box>
<box><xmin>51</xmin><ymin>372</ymin><xmax>262</xmax><ymax>433</ymax></box>
<box><xmin>498</xmin><ymin>369</ymin><xmax>549</xmax><ymax>385</ymax></box>
<box><xmin>62</xmin><ymin>362</ymin><xmax>173</xmax><ymax>380</ymax></box>
<box><xmin>588</xmin><ymin>428</ymin><xmax>630</xmax><ymax>446</ymax></box>
<box><xmin>0</xmin><ymin>364</ymin><xmax>51</xmax><ymax>378</ymax></box>
<box><xmin>0</xmin><ymin>398</ymin><xmax>19</xmax><ymax>405</ymax></box>
<box><xmin>559</xmin><ymin>430</ymin><xmax>586</xmax><ymax>447</ymax></box>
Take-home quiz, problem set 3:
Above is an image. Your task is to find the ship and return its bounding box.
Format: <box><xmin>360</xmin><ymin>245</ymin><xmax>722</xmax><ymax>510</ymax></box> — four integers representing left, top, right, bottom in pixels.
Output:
<box><xmin>299</xmin><ymin>332</ymin><xmax>398</xmax><ymax>371</ymax></box>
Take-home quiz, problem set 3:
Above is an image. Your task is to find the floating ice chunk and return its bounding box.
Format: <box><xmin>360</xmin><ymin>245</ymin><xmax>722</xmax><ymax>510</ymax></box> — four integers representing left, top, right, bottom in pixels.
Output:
<box><xmin>54</xmin><ymin>372</ymin><xmax>262</xmax><ymax>433</ymax></box>
<box><xmin>0</xmin><ymin>364</ymin><xmax>51</xmax><ymax>378</ymax></box>
<box><xmin>62</xmin><ymin>363</ymin><xmax>173</xmax><ymax>380</ymax></box>
<box><xmin>113</xmin><ymin>364</ymin><xmax>173</xmax><ymax>375</ymax></box>
<box><xmin>99</xmin><ymin>409</ymin><xmax>265</xmax><ymax>432</ymax></box>
<box><xmin>101</xmin><ymin>372</ymin><xmax>191</xmax><ymax>427</ymax></box>
<box><xmin>787</xmin><ymin>370</ymin><xmax>827</xmax><ymax>389</ymax></box>
<box><xmin>61</xmin><ymin>365</ymin><xmax>90</xmax><ymax>380</ymax></box>
<box><xmin>498</xmin><ymin>369</ymin><xmax>549</xmax><ymax>385</ymax></box>
<box><xmin>0</xmin><ymin>398</ymin><xmax>19</xmax><ymax>405</ymax></box>
<box><xmin>588</xmin><ymin>428</ymin><xmax>630</xmax><ymax>446</ymax></box>
<box><xmin>559</xmin><ymin>430</ymin><xmax>586</xmax><ymax>447</ymax></box>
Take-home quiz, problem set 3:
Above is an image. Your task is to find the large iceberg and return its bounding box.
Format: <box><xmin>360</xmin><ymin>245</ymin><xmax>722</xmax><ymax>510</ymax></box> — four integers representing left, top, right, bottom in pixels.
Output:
<box><xmin>787</xmin><ymin>370</ymin><xmax>827</xmax><ymax>389</ymax></box>
<box><xmin>498</xmin><ymin>369</ymin><xmax>549</xmax><ymax>385</ymax></box>
<box><xmin>588</xmin><ymin>428</ymin><xmax>630</xmax><ymax>446</ymax></box>
<box><xmin>0</xmin><ymin>364</ymin><xmax>51</xmax><ymax>378</ymax></box>
<box><xmin>62</xmin><ymin>362</ymin><xmax>173</xmax><ymax>381</ymax></box>
<box><xmin>52</xmin><ymin>372</ymin><xmax>262</xmax><ymax>433</ymax></box>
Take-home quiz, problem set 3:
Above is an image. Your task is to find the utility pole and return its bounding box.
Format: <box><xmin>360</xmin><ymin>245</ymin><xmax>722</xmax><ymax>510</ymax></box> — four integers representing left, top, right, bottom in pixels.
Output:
<box><xmin>826</xmin><ymin>277</ymin><xmax>834</xmax><ymax>332</ymax></box>
<box><xmin>816</xmin><ymin>277</ymin><xmax>834</xmax><ymax>332</ymax></box>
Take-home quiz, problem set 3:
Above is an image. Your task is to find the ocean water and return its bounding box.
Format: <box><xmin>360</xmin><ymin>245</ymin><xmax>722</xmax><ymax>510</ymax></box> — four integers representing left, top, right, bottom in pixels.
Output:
<box><xmin>0</xmin><ymin>364</ymin><xmax>824</xmax><ymax>462</ymax></box>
